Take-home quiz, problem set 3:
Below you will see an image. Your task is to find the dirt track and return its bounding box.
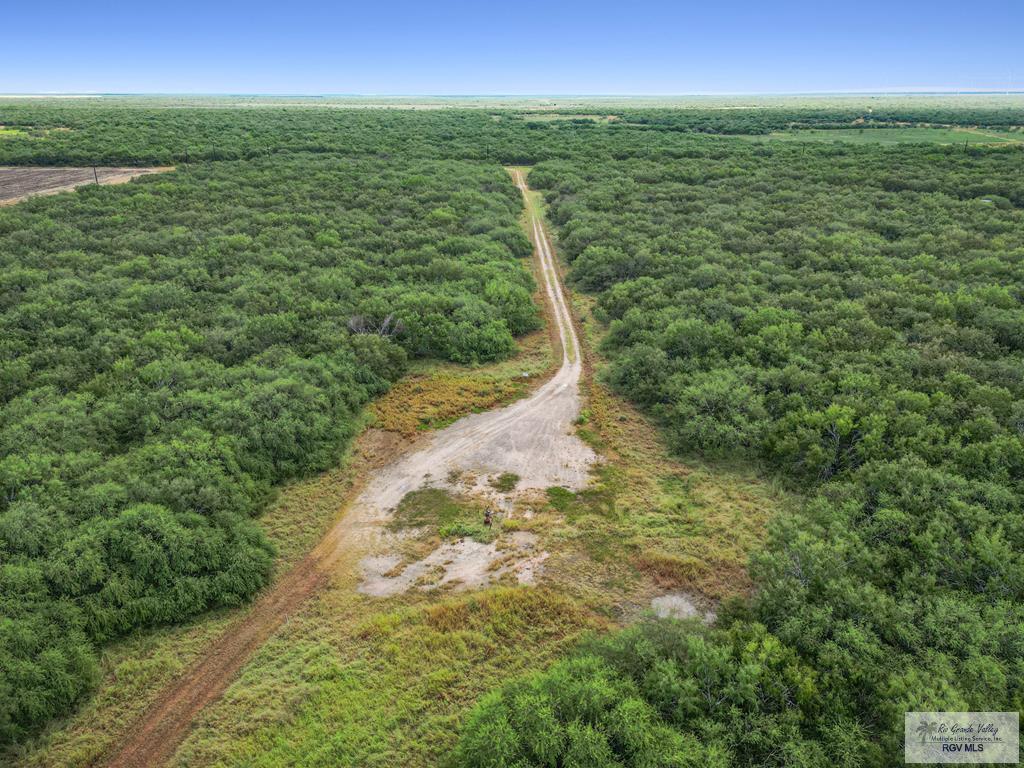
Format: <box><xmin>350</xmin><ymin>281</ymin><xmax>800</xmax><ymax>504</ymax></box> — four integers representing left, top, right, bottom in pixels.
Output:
<box><xmin>101</xmin><ymin>168</ymin><xmax>593</xmax><ymax>768</ymax></box>
<box><xmin>0</xmin><ymin>166</ymin><xmax>172</xmax><ymax>205</ymax></box>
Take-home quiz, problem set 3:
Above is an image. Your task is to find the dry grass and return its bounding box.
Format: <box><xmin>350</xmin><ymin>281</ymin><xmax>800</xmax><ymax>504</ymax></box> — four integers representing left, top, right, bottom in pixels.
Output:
<box><xmin>372</xmin><ymin>243</ymin><xmax>555</xmax><ymax>437</ymax></box>
<box><xmin>517</xmin><ymin>179</ymin><xmax>793</xmax><ymax>608</ymax></box>
<box><xmin>372</xmin><ymin>356</ymin><xmax>545</xmax><ymax>436</ymax></box>
<box><xmin>169</xmin><ymin>587</ymin><xmax>604</xmax><ymax>768</ymax></box>
<box><xmin>4</xmin><ymin>421</ymin><xmax>407</xmax><ymax>768</ymax></box>
<box><xmin>6</xmin><ymin>614</ymin><xmax>238</xmax><ymax>768</ymax></box>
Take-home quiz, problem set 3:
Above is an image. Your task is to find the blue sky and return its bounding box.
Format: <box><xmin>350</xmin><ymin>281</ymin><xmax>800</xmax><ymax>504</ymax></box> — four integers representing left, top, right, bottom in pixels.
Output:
<box><xmin>4</xmin><ymin>0</ymin><xmax>1022</xmax><ymax>94</ymax></box>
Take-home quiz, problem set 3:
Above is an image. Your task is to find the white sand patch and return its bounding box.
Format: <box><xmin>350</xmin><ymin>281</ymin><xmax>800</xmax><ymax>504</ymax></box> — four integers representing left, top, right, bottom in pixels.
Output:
<box><xmin>358</xmin><ymin>531</ymin><xmax>546</xmax><ymax>597</ymax></box>
<box><xmin>651</xmin><ymin>593</ymin><xmax>717</xmax><ymax>624</ymax></box>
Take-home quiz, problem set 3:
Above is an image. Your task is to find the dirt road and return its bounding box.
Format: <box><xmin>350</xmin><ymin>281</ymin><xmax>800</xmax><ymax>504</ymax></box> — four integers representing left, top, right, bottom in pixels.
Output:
<box><xmin>102</xmin><ymin>168</ymin><xmax>593</xmax><ymax>768</ymax></box>
<box><xmin>340</xmin><ymin>168</ymin><xmax>593</xmax><ymax>536</ymax></box>
<box><xmin>0</xmin><ymin>166</ymin><xmax>172</xmax><ymax>205</ymax></box>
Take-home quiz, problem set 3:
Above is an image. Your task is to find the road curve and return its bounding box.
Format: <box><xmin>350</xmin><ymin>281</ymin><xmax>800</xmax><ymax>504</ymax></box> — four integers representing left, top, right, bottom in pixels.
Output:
<box><xmin>102</xmin><ymin>167</ymin><xmax>592</xmax><ymax>768</ymax></box>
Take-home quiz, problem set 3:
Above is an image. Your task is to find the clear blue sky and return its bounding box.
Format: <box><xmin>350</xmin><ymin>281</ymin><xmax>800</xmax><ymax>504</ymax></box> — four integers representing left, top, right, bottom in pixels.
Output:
<box><xmin>4</xmin><ymin>0</ymin><xmax>1022</xmax><ymax>94</ymax></box>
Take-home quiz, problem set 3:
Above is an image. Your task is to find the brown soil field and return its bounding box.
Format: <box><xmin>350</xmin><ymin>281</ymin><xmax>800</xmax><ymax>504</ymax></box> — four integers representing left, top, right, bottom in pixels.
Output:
<box><xmin>0</xmin><ymin>166</ymin><xmax>173</xmax><ymax>205</ymax></box>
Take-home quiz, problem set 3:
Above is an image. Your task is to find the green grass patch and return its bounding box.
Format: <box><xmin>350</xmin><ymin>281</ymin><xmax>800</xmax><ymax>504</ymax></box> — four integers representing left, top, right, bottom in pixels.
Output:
<box><xmin>438</xmin><ymin>521</ymin><xmax>493</xmax><ymax>542</ymax></box>
<box><xmin>489</xmin><ymin>472</ymin><xmax>520</xmax><ymax>492</ymax></box>
<box><xmin>169</xmin><ymin>588</ymin><xmax>603</xmax><ymax>768</ymax></box>
<box><xmin>389</xmin><ymin>488</ymin><xmax>493</xmax><ymax>543</ymax></box>
<box><xmin>545</xmin><ymin>486</ymin><xmax>576</xmax><ymax>512</ymax></box>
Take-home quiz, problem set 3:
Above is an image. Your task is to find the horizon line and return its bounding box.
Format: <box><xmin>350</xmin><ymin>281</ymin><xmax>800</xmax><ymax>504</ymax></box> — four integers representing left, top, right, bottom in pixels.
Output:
<box><xmin>2</xmin><ymin>90</ymin><xmax>1024</xmax><ymax>99</ymax></box>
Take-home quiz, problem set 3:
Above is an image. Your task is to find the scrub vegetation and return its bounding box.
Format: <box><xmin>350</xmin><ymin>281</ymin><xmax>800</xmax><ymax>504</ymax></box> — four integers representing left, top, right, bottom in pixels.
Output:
<box><xmin>1</xmin><ymin>97</ymin><xmax>1022</xmax><ymax>766</ymax></box>
<box><xmin>745</xmin><ymin>126</ymin><xmax>1024</xmax><ymax>144</ymax></box>
<box><xmin>0</xmin><ymin>146</ymin><xmax>538</xmax><ymax>744</ymax></box>
<box><xmin>462</xmin><ymin>118</ymin><xmax>1024</xmax><ymax>765</ymax></box>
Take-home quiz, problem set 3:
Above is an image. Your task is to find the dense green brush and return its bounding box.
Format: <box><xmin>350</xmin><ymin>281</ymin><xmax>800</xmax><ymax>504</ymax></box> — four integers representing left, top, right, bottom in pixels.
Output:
<box><xmin>471</xmin><ymin>139</ymin><xmax>1024</xmax><ymax>766</ymax></box>
<box><xmin>0</xmin><ymin>151</ymin><xmax>537</xmax><ymax>744</ymax></box>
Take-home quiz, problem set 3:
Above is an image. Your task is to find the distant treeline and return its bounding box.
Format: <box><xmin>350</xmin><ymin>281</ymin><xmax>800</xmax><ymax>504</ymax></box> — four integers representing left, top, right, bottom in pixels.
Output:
<box><xmin>611</xmin><ymin>105</ymin><xmax>1024</xmax><ymax>133</ymax></box>
<box><xmin>1</xmin><ymin>102</ymin><xmax>1021</xmax><ymax>168</ymax></box>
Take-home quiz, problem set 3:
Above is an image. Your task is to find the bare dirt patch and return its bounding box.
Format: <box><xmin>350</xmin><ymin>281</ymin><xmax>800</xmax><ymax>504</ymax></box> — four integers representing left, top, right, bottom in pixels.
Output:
<box><xmin>650</xmin><ymin>592</ymin><xmax>717</xmax><ymax>623</ymax></box>
<box><xmin>0</xmin><ymin>166</ymin><xmax>173</xmax><ymax>205</ymax></box>
<box><xmin>359</xmin><ymin>531</ymin><xmax>546</xmax><ymax>596</ymax></box>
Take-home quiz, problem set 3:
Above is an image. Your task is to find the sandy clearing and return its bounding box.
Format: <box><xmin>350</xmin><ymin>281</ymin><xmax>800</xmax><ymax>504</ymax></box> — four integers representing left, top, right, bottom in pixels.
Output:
<box><xmin>650</xmin><ymin>593</ymin><xmax>717</xmax><ymax>623</ymax></box>
<box><xmin>101</xmin><ymin>167</ymin><xmax>593</xmax><ymax>768</ymax></box>
<box><xmin>358</xmin><ymin>531</ymin><xmax>547</xmax><ymax>596</ymax></box>
<box><xmin>0</xmin><ymin>166</ymin><xmax>173</xmax><ymax>205</ymax></box>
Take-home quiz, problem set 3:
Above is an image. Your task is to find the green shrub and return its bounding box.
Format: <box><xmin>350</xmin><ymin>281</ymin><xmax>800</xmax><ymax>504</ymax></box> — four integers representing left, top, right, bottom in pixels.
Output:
<box><xmin>455</xmin><ymin>620</ymin><xmax>824</xmax><ymax>768</ymax></box>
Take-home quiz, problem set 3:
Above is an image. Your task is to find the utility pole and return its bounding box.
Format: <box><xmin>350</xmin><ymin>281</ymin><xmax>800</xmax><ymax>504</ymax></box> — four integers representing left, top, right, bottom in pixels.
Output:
<box><xmin>93</xmin><ymin>165</ymin><xmax>99</xmax><ymax>184</ymax></box>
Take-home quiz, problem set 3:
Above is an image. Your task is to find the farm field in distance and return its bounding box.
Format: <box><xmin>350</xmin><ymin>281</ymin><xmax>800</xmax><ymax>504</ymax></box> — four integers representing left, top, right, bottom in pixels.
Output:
<box><xmin>0</xmin><ymin>166</ymin><xmax>172</xmax><ymax>205</ymax></box>
<box><xmin>0</xmin><ymin>95</ymin><xmax>1022</xmax><ymax>768</ymax></box>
